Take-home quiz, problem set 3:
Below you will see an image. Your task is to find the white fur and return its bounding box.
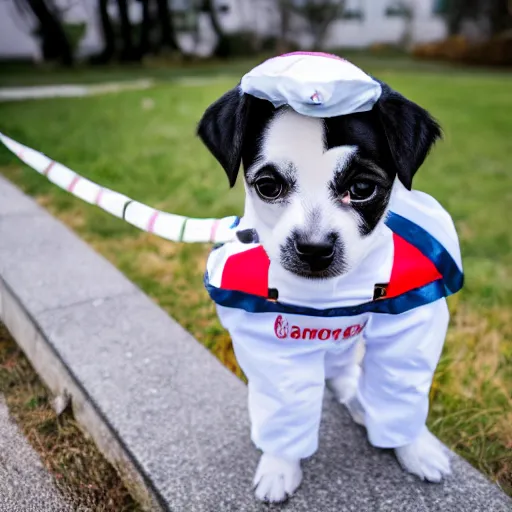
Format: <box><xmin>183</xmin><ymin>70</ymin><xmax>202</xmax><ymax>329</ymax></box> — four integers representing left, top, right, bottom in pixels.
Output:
<box><xmin>330</xmin><ymin>380</ymin><xmax>451</xmax><ymax>483</ymax></box>
<box><xmin>253</xmin><ymin>453</ymin><xmax>303</xmax><ymax>503</ymax></box>
<box><xmin>242</xmin><ymin>109</ymin><xmax>380</xmax><ymax>274</ymax></box>
<box><xmin>326</xmin><ymin>363</ymin><xmax>361</xmax><ymax>405</ymax></box>
<box><xmin>395</xmin><ymin>427</ymin><xmax>452</xmax><ymax>482</ymax></box>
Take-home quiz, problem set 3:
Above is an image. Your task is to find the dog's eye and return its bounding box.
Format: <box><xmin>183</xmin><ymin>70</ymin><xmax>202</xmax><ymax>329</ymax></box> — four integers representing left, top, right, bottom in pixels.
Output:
<box><xmin>255</xmin><ymin>176</ymin><xmax>284</xmax><ymax>201</ymax></box>
<box><xmin>348</xmin><ymin>181</ymin><xmax>377</xmax><ymax>202</ymax></box>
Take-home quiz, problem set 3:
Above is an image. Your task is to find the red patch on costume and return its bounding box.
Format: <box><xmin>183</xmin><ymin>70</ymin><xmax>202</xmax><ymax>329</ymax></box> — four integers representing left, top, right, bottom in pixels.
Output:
<box><xmin>220</xmin><ymin>246</ymin><xmax>270</xmax><ymax>297</ymax></box>
<box><xmin>386</xmin><ymin>233</ymin><xmax>442</xmax><ymax>298</ymax></box>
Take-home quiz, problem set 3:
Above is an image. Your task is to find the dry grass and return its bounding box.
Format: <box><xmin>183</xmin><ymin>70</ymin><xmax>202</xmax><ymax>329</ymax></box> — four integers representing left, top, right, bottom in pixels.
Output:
<box><xmin>0</xmin><ymin>323</ymin><xmax>142</xmax><ymax>512</ymax></box>
<box><xmin>430</xmin><ymin>302</ymin><xmax>512</xmax><ymax>495</ymax></box>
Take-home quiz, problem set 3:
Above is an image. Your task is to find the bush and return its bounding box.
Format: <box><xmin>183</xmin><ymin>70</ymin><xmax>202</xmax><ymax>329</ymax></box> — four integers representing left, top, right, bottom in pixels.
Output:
<box><xmin>412</xmin><ymin>34</ymin><xmax>512</xmax><ymax>66</ymax></box>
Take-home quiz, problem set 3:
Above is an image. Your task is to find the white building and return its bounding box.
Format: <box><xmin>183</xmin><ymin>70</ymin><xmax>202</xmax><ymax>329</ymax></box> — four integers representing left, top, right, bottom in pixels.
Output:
<box><xmin>0</xmin><ymin>0</ymin><xmax>447</xmax><ymax>61</ymax></box>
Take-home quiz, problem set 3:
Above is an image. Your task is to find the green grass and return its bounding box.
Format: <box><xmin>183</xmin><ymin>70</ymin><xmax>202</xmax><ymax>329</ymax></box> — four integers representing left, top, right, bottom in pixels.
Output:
<box><xmin>0</xmin><ymin>57</ymin><xmax>511</xmax><ymax>495</ymax></box>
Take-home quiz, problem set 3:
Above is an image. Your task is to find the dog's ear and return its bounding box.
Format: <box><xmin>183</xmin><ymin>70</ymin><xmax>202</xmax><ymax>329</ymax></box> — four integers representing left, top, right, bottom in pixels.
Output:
<box><xmin>376</xmin><ymin>85</ymin><xmax>441</xmax><ymax>190</ymax></box>
<box><xmin>197</xmin><ymin>86</ymin><xmax>251</xmax><ymax>188</ymax></box>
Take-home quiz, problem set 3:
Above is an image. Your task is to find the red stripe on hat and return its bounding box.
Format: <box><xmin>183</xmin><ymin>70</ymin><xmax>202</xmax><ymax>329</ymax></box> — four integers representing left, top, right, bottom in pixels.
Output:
<box><xmin>386</xmin><ymin>233</ymin><xmax>442</xmax><ymax>298</ymax></box>
<box><xmin>67</xmin><ymin>175</ymin><xmax>81</xmax><ymax>193</ymax></box>
<box><xmin>147</xmin><ymin>210</ymin><xmax>159</xmax><ymax>233</ymax></box>
<box><xmin>95</xmin><ymin>188</ymin><xmax>104</xmax><ymax>205</ymax></box>
<box><xmin>221</xmin><ymin>246</ymin><xmax>270</xmax><ymax>297</ymax></box>
<box><xmin>209</xmin><ymin>219</ymin><xmax>220</xmax><ymax>242</ymax></box>
<box><xmin>43</xmin><ymin>161</ymin><xmax>55</xmax><ymax>176</ymax></box>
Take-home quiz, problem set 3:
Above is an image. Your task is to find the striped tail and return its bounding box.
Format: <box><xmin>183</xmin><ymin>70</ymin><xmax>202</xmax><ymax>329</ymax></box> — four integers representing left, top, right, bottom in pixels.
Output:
<box><xmin>0</xmin><ymin>132</ymin><xmax>238</xmax><ymax>244</ymax></box>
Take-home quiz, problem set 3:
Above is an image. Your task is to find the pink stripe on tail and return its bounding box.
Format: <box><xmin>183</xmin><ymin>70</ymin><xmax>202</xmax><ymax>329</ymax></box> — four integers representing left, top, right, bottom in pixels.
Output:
<box><xmin>95</xmin><ymin>188</ymin><xmax>104</xmax><ymax>205</ymax></box>
<box><xmin>67</xmin><ymin>175</ymin><xmax>81</xmax><ymax>192</ymax></box>
<box><xmin>147</xmin><ymin>211</ymin><xmax>159</xmax><ymax>233</ymax></box>
<box><xmin>209</xmin><ymin>219</ymin><xmax>220</xmax><ymax>242</ymax></box>
<box><xmin>43</xmin><ymin>161</ymin><xmax>55</xmax><ymax>176</ymax></box>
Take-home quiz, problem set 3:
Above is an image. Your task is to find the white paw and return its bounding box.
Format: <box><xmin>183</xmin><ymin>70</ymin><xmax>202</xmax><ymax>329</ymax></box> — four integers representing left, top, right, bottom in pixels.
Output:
<box><xmin>326</xmin><ymin>364</ymin><xmax>361</xmax><ymax>404</ymax></box>
<box><xmin>395</xmin><ymin>427</ymin><xmax>452</xmax><ymax>483</ymax></box>
<box><xmin>253</xmin><ymin>454</ymin><xmax>302</xmax><ymax>503</ymax></box>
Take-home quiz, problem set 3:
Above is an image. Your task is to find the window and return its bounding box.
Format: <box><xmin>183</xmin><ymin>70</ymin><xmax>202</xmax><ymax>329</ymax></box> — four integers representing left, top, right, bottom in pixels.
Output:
<box><xmin>385</xmin><ymin>1</ymin><xmax>410</xmax><ymax>17</ymax></box>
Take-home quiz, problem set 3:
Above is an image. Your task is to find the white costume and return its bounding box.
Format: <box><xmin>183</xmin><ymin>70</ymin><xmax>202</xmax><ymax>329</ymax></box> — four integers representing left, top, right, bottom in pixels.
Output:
<box><xmin>205</xmin><ymin>52</ymin><xmax>464</xmax><ymax>460</ymax></box>
<box><xmin>206</xmin><ymin>184</ymin><xmax>463</xmax><ymax>459</ymax></box>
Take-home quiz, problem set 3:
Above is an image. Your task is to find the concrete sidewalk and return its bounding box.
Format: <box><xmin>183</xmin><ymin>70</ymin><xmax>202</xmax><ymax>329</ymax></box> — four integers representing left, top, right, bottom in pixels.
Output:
<box><xmin>0</xmin><ymin>396</ymin><xmax>71</xmax><ymax>512</ymax></box>
<box><xmin>0</xmin><ymin>79</ymin><xmax>154</xmax><ymax>102</ymax></box>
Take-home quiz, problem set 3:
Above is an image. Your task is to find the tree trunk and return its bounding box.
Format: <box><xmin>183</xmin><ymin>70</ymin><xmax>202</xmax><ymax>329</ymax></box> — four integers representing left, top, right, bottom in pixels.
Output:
<box><xmin>203</xmin><ymin>0</ymin><xmax>231</xmax><ymax>57</ymax></box>
<box><xmin>138</xmin><ymin>0</ymin><xmax>152</xmax><ymax>56</ymax></box>
<box><xmin>22</xmin><ymin>0</ymin><xmax>73</xmax><ymax>66</ymax></box>
<box><xmin>91</xmin><ymin>0</ymin><xmax>116</xmax><ymax>63</ymax></box>
<box><xmin>277</xmin><ymin>0</ymin><xmax>292</xmax><ymax>53</ymax></box>
<box><xmin>155</xmin><ymin>0</ymin><xmax>179</xmax><ymax>51</ymax></box>
<box><xmin>116</xmin><ymin>0</ymin><xmax>139</xmax><ymax>61</ymax></box>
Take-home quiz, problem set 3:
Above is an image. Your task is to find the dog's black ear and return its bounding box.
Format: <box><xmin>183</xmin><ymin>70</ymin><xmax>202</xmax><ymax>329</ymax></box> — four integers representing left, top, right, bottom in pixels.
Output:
<box><xmin>377</xmin><ymin>85</ymin><xmax>441</xmax><ymax>190</ymax></box>
<box><xmin>197</xmin><ymin>86</ymin><xmax>250</xmax><ymax>188</ymax></box>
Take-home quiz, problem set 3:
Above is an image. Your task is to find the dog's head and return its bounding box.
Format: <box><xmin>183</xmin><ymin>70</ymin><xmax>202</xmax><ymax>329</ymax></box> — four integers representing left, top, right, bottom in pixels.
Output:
<box><xmin>197</xmin><ymin>77</ymin><xmax>441</xmax><ymax>279</ymax></box>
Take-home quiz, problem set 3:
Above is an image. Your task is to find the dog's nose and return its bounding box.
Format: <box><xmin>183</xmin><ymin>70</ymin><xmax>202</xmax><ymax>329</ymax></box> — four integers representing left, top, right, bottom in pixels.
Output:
<box><xmin>294</xmin><ymin>240</ymin><xmax>335</xmax><ymax>270</ymax></box>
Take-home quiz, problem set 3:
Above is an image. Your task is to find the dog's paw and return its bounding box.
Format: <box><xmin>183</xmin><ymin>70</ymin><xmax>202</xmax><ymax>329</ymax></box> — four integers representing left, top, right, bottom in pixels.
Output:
<box><xmin>253</xmin><ymin>454</ymin><xmax>302</xmax><ymax>503</ymax></box>
<box><xmin>395</xmin><ymin>427</ymin><xmax>451</xmax><ymax>483</ymax></box>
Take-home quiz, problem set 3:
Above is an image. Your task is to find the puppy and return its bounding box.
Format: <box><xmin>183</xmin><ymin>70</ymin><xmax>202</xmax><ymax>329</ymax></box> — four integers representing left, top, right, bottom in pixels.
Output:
<box><xmin>197</xmin><ymin>53</ymin><xmax>463</xmax><ymax>503</ymax></box>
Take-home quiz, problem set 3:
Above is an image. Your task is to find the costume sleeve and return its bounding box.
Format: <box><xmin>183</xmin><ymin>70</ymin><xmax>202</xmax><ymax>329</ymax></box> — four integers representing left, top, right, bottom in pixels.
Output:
<box><xmin>216</xmin><ymin>305</ymin><xmax>326</xmax><ymax>461</ymax></box>
<box><xmin>357</xmin><ymin>298</ymin><xmax>449</xmax><ymax>448</ymax></box>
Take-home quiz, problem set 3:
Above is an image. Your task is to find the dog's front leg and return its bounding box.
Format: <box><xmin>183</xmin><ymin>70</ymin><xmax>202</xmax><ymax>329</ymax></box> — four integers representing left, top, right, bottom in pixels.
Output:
<box><xmin>230</xmin><ymin>329</ymin><xmax>326</xmax><ymax>503</ymax></box>
<box><xmin>357</xmin><ymin>299</ymin><xmax>452</xmax><ymax>482</ymax></box>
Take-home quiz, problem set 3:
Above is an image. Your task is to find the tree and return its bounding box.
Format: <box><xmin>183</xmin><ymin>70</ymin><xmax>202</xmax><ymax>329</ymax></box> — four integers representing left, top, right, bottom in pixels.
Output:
<box><xmin>138</xmin><ymin>0</ymin><xmax>152</xmax><ymax>56</ymax></box>
<box><xmin>18</xmin><ymin>0</ymin><xmax>73</xmax><ymax>66</ymax></box>
<box><xmin>155</xmin><ymin>0</ymin><xmax>180</xmax><ymax>51</ymax></box>
<box><xmin>202</xmin><ymin>0</ymin><xmax>232</xmax><ymax>57</ymax></box>
<box><xmin>444</xmin><ymin>0</ymin><xmax>512</xmax><ymax>37</ymax></box>
<box><xmin>116</xmin><ymin>0</ymin><xmax>139</xmax><ymax>61</ymax></box>
<box><xmin>283</xmin><ymin>0</ymin><xmax>346</xmax><ymax>51</ymax></box>
<box><xmin>91</xmin><ymin>0</ymin><xmax>116</xmax><ymax>63</ymax></box>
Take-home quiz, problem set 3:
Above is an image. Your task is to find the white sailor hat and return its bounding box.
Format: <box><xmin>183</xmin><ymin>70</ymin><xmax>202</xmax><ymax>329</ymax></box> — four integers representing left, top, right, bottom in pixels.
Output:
<box><xmin>240</xmin><ymin>52</ymin><xmax>382</xmax><ymax>118</ymax></box>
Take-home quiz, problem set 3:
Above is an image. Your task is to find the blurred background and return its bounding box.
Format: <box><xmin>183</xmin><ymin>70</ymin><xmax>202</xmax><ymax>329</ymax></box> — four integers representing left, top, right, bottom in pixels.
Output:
<box><xmin>0</xmin><ymin>0</ymin><xmax>510</xmax><ymax>508</ymax></box>
<box><xmin>0</xmin><ymin>0</ymin><xmax>511</xmax><ymax>64</ymax></box>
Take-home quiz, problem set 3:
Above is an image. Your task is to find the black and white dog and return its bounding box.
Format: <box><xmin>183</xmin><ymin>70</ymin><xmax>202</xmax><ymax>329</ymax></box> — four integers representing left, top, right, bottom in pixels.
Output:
<box><xmin>198</xmin><ymin>54</ymin><xmax>463</xmax><ymax>503</ymax></box>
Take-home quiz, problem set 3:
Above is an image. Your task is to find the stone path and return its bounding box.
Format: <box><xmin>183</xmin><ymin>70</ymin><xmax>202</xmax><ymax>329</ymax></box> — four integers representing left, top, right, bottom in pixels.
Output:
<box><xmin>0</xmin><ymin>396</ymin><xmax>71</xmax><ymax>512</ymax></box>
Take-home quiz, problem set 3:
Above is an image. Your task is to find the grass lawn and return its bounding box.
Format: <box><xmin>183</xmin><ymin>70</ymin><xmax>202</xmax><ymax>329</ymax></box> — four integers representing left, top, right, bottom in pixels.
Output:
<box><xmin>0</xmin><ymin>55</ymin><xmax>511</xmax><ymax>495</ymax></box>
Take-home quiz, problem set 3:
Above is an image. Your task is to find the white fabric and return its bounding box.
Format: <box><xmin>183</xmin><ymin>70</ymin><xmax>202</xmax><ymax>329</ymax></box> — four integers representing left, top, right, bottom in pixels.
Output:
<box><xmin>240</xmin><ymin>52</ymin><xmax>382</xmax><ymax>118</ymax></box>
<box><xmin>391</xmin><ymin>182</ymin><xmax>463</xmax><ymax>271</ymax></box>
<box><xmin>358</xmin><ymin>299</ymin><xmax>449</xmax><ymax>448</ymax></box>
<box><xmin>207</xmin><ymin>189</ymin><xmax>461</xmax><ymax>459</ymax></box>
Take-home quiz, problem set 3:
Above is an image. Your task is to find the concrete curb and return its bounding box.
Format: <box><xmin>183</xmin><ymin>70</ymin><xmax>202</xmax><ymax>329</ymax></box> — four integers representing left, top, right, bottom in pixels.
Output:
<box><xmin>0</xmin><ymin>175</ymin><xmax>510</xmax><ymax>512</ymax></box>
